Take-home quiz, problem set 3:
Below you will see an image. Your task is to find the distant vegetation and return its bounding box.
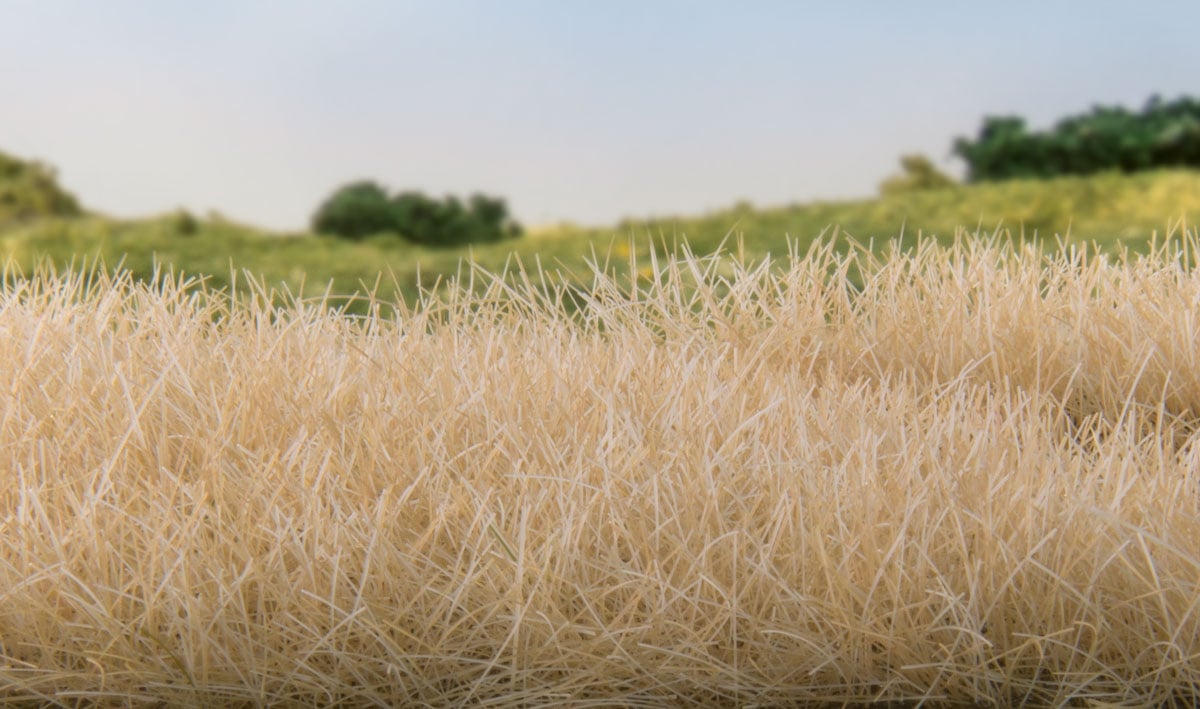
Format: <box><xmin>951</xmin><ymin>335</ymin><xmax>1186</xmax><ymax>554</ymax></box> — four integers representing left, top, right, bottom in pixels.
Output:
<box><xmin>312</xmin><ymin>180</ymin><xmax>522</xmax><ymax>247</ymax></box>
<box><xmin>877</xmin><ymin>154</ymin><xmax>957</xmax><ymax>196</ymax></box>
<box><xmin>3</xmin><ymin>168</ymin><xmax>1198</xmax><ymax>315</ymax></box>
<box><xmin>2</xmin><ymin>93</ymin><xmax>1198</xmax><ymax>312</ymax></box>
<box><xmin>0</xmin><ymin>149</ymin><xmax>82</xmax><ymax>227</ymax></box>
<box><xmin>954</xmin><ymin>94</ymin><xmax>1200</xmax><ymax>181</ymax></box>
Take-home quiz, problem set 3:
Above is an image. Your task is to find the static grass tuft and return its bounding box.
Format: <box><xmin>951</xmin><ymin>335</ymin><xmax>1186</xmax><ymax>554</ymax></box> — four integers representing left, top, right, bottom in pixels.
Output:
<box><xmin>0</xmin><ymin>229</ymin><xmax>1199</xmax><ymax>705</ymax></box>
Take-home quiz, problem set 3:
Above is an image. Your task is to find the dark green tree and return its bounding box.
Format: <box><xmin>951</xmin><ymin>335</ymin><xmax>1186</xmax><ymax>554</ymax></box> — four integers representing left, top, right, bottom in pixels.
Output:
<box><xmin>389</xmin><ymin>191</ymin><xmax>448</xmax><ymax>245</ymax></box>
<box><xmin>313</xmin><ymin>181</ymin><xmax>523</xmax><ymax>247</ymax></box>
<box><xmin>467</xmin><ymin>193</ymin><xmax>523</xmax><ymax>240</ymax></box>
<box><xmin>311</xmin><ymin>181</ymin><xmax>396</xmax><ymax>239</ymax></box>
<box><xmin>953</xmin><ymin>96</ymin><xmax>1200</xmax><ymax>182</ymax></box>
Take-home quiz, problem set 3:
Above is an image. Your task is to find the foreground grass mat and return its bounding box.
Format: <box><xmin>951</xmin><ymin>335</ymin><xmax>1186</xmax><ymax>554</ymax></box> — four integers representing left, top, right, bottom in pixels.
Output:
<box><xmin>0</xmin><ymin>233</ymin><xmax>1198</xmax><ymax>706</ymax></box>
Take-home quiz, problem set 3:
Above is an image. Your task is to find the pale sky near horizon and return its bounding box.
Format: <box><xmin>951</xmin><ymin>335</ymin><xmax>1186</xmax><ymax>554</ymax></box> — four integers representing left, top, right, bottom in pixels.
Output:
<box><xmin>1</xmin><ymin>1</ymin><xmax>1196</xmax><ymax>231</ymax></box>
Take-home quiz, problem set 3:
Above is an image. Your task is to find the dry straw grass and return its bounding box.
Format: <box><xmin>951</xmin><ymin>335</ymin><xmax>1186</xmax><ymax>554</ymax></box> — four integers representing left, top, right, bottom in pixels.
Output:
<box><xmin>1</xmin><ymin>229</ymin><xmax>1199</xmax><ymax>707</ymax></box>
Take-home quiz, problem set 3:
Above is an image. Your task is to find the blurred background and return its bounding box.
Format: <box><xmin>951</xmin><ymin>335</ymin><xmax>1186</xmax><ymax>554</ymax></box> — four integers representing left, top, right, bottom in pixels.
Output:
<box><xmin>1</xmin><ymin>0</ymin><xmax>1198</xmax><ymax>307</ymax></box>
<box><xmin>4</xmin><ymin>0</ymin><xmax>1198</xmax><ymax>229</ymax></box>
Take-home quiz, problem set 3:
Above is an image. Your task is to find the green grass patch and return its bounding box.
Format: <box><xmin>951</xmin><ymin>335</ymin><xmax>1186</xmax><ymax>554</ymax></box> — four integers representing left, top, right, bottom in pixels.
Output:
<box><xmin>1</xmin><ymin>169</ymin><xmax>1197</xmax><ymax>314</ymax></box>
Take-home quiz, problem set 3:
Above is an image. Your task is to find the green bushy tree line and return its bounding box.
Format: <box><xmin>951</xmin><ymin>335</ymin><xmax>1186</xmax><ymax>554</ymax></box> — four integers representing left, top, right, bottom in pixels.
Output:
<box><xmin>954</xmin><ymin>95</ymin><xmax>1200</xmax><ymax>182</ymax></box>
<box><xmin>312</xmin><ymin>181</ymin><xmax>522</xmax><ymax>247</ymax></box>
<box><xmin>0</xmin><ymin>149</ymin><xmax>82</xmax><ymax>226</ymax></box>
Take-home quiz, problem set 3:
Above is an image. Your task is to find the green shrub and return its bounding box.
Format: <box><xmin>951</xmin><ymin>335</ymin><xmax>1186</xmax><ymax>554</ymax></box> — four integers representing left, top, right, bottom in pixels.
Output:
<box><xmin>391</xmin><ymin>192</ymin><xmax>522</xmax><ymax>247</ymax></box>
<box><xmin>173</xmin><ymin>209</ymin><xmax>199</xmax><ymax>236</ymax></box>
<box><xmin>879</xmin><ymin>154</ymin><xmax>957</xmax><ymax>196</ymax></box>
<box><xmin>0</xmin><ymin>149</ymin><xmax>83</xmax><ymax>226</ymax></box>
<box><xmin>312</xmin><ymin>181</ymin><xmax>522</xmax><ymax>247</ymax></box>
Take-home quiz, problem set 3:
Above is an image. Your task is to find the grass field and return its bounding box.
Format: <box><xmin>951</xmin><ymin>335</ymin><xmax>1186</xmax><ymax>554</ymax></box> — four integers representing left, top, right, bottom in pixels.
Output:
<box><xmin>1</xmin><ymin>229</ymin><xmax>1198</xmax><ymax>705</ymax></box>
<box><xmin>1</xmin><ymin>168</ymin><xmax>1198</xmax><ymax>313</ymax></box>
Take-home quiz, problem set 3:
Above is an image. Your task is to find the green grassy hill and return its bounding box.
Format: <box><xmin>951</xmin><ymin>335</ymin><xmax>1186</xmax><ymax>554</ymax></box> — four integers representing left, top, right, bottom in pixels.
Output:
<box><xmin>1</xmin><ymin>168</ymin><xmax>1197</xmax><ymax>313</ymax></box>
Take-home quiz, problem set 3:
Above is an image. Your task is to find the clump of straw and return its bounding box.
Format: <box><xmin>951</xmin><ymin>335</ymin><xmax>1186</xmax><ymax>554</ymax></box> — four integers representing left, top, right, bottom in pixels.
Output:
<box><xmin>0</xmin><ymin>229</ymin><xmax>1197</xmax><ymax>705</ymax></box>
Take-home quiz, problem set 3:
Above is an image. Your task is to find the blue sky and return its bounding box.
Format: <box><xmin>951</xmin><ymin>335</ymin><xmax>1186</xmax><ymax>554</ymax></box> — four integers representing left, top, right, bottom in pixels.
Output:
<box><xmin>1</xmin><ymin>1</ymin><xmax>1196</xmax><ymax>230</ymax></box>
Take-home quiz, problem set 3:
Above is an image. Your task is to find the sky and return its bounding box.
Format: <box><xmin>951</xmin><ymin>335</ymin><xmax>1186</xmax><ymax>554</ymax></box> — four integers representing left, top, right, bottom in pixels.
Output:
<box><xmin>1</xmin><ymin>1</ymin><xmax>1197</xmax><ymax>232</ymax></box>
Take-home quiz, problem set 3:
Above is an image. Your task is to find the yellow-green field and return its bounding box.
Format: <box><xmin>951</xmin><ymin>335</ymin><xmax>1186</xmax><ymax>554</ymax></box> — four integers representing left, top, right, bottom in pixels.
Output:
<box><xmin>1</xmin><ymin>168</ymin><xmax>1198</xmax><ymax>313</ymax></box>
<box><xmin>1</xmin><ymin>231</ymin><xmax>1198</xmax><ymax>705</ymax></box>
